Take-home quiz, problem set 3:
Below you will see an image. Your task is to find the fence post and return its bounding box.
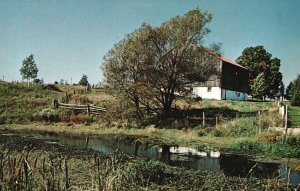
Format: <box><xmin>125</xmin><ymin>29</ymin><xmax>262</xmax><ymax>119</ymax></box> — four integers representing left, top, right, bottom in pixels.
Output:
<box><xmin>202</xmin><ymin>112</ymin><xmax>205</xmax><ymax>127</ymax></box>
<box><xmin>87</xmin><ymin>104</ymin><xmax>90</xmax><ymax>116</ymax></box>
<box><xmin>85</xmin><ymin>135</ymin><xmax>90</xmax><ymax>148</ymax></box>
<box><xmin>215</xmin><ymin>116</ymin><xmax>218</xmax><ymax>129</ymax></box>
<box><xmin>53</xmin><ymin>99</ymin><xmax>58</xmax><ymax>109</ymax></box>
<box><xmin>285</xmin><ymin>105</ymin><xmax>288</xmax><ymax>132</ymax></box>
<box><xmin>64</xmin><ymin>158</ymin><xmax>69</xmax><ymax>190</ymax></box>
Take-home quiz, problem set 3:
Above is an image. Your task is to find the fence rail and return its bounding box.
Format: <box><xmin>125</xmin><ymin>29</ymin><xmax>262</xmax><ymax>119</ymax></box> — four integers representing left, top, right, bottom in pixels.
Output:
<box><xmin>278</xmin><ymin>101</ymin><xmax>300</xmax><ymax>128</ymax></box>
<box><xmin>54</xmin><ymin>100</ymin><xmax>106</xmax><ymax>115</ymax></box>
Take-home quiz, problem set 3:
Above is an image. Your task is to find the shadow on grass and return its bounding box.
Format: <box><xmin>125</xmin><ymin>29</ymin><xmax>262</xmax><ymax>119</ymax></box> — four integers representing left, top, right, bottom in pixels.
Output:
<box><xmin>151</xmin><ymin>107</ymin><xmax>259</xmax><ymax>128</ymax></box>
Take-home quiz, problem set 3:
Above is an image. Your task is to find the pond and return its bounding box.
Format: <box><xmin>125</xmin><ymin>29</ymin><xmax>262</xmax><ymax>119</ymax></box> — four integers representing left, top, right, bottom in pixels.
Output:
<box><xmin>41</xmin><ymin>134</ymin><xmax>300</xmax><ymax>186</ymax></box>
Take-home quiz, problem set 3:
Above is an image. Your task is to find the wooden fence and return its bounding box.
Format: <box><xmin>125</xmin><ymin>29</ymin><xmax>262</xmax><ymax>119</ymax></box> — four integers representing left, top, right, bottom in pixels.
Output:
<box><xmin>278</xmin><ymin>102</ymin><xmax>300</xmax><ymax>128</ymax></box>
<box><xmin>54</xmin><ymin>101</ymin><xmax>106</xmax><ymax>116</ymax></box>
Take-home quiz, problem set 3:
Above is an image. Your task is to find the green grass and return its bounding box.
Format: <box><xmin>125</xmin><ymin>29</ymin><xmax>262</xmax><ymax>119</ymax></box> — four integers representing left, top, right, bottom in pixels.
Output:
<box><xmin>287</xmin><ymin>103</ymin><xmax>300</xmax><ymax>127</ymax></box>
<box><xmin>227</xmin><ymin>136</ymin><xmax>300</xmax><ymax>158</ymax></box>
<box><xmin>0</xmin><ymin>82</ymin><xmax>112</xmax><ymax>124</ymax></box>
<box><xmin>1</xmin><ymin>82</ymin><xmax>298</xmax><ymax>159</ymax></box>
<box><xmin>0</xmin><ymin>82</ymin><xmax>61</xmax><ymax>124</ymax></box>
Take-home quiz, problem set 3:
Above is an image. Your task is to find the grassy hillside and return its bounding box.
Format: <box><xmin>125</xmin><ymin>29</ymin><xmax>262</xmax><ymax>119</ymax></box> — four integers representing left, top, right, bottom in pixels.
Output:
<box><xmin>0</xmin><ymin>81</ymin><xmax>275</xmax><ymax>125</ymax></box>
<box><xmin>288</xmin><ymin>103</ymin><xmax>300</xmax><ymax>127</ymax></box>
<box><xmin>0</xmin><ymin>82</ymin><xmax>60</xmax><ymax>123</ymax></box>
<box><xmin>1</xmin><ymin>82</ymin><xmax>300</xmax><ymax>158</ymax></box>
<box><xmin>0</xmin><ymin>82</ymin><xmax>111</xmax><ymax>124</ymax></box>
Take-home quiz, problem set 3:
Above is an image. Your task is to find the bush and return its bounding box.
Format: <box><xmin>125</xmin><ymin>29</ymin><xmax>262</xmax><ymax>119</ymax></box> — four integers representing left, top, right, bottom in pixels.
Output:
<box><xmin>210</xmin><ymin>128</ymin><xmax>225</xmax><ymax>137</ymax></box>
<box><xmin>229</xmin><ymin>139</ymin><xmax>263</xmax><ymax>155</ymax></box>
<box><xmin>59</xmin><ymin>115</ymin><xmax>70</xmax><ymax>123</ymax></box>
<box><xmin>197</xmin><ymin>127</ymin><xmax>214</xmax><ymax>137</ymax></box>
<box><xmin>39</xmin><ymin>109</ymin><xmax>59</xmax><ymax>123</ymax></box>
<box><xmin>71</xmin><ymin>95</ymin><xmax>91</xmax><ymax>104</ymax></box>
<box><xmin>125</xmin><ymin>160</ymin><xmax>166</xmax><ymax>185</ymax></box>
<box><xmin>196</xmin><ymin>144</ymin><xmax>210</xmax><ymax>152</ymax></box>
<box><xmin>228</xmin><ymin>138</ymin><xmax>300</xmax><ymax>157</ymax></box>
<box><xmin>222</xmin><ymin>117</ymin><xmax>257</xmax><ymax>137</ymax></box>
<box><xmin>70</xmin><ymin>115</ymin><xmax>88</xmax><ymax>124</ymax></box>
<box><xmin>278</xmin><ymin>134</ymin><xmax>300</xmax><ymax>147</ymax></box>
<box><xmin>257</xmin><ymin>131</ymin><xmax>282</xmax><ymax>143</ymax></box>
<box><xmin>42</xmin><ymin>84</ymin><xmax>61</xmax><ymax>92</ymax></box>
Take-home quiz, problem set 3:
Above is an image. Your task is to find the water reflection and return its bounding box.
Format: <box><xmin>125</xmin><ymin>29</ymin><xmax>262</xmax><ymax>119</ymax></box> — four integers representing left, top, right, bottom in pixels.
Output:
<box><xmin>42</xmin><ymin>134</ymin><xmax>300</xmax><ymax>186</ymax></box>
<box><xmin>220</xmin><ymin>154</ymin><xmax>279</xmax><ymax>178</ymax></box>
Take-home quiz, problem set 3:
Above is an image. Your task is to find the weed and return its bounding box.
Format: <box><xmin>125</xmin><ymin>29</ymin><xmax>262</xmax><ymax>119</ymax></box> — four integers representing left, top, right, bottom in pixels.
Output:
<box><xmin>125</xmin><ymin>160</ymin><xmax>166</xmax><ymax>185</ymax></box>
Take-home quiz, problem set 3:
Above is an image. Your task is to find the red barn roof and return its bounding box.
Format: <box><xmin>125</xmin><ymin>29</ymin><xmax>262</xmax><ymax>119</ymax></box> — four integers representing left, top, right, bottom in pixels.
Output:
<box><xmin>193</xmin><ymin>43</ymin><xmax>247</xmax><ymax>70</ymax></box>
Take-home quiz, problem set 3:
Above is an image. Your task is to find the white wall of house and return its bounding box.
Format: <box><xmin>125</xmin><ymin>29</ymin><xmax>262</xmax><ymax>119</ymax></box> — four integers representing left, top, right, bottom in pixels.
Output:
<box><xmin>193</xmin><ymin>87</ymin><xmax>222</xmax><ymax>100</ymax></box>
<box><xmin>221</xmin><ymin>89</ymin><xmax>247</xmax><ymax>101</ymax></box>
<box><xmin>193</xmin><ymin>87</ymin><xmax>248</xmax><ymax>101</ymax></box>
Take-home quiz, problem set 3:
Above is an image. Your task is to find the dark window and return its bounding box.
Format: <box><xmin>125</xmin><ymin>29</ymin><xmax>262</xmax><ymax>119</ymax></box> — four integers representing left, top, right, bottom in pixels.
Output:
<box><xmin>208</xmin><ymin>87</ymin><xmax>212</xmax><ymax>92</ymax></box>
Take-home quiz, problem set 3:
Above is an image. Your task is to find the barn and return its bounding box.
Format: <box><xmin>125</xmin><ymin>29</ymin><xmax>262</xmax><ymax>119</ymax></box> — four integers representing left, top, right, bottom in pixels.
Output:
<box><xmin>192</xmin><ymin>45</ymin><xmax>249</xmax><ymax>101</ymax></box>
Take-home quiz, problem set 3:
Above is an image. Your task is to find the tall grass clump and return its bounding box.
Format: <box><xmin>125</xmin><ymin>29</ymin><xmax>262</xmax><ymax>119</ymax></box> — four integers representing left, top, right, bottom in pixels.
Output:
<box><xmin>227</xmin><ymin>137</ymin><xmax>300</xmax><ymax>158</ymax></box>
<box><xmin>124</xmin><ymin>160</ymin><xmax>166</xmax><ymax>185</ymax></box>
<box><xmin>221</xmin><ymin>117</ymin><xmax>257</xmax><ymax>137</ymax></box>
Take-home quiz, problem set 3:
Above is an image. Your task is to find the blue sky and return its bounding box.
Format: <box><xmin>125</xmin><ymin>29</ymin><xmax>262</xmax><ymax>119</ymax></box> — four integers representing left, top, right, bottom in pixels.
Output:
<box><xmin>0</xmin><ymin>0</ymin><xmax>299</xmax><ymax>86</ymax></box>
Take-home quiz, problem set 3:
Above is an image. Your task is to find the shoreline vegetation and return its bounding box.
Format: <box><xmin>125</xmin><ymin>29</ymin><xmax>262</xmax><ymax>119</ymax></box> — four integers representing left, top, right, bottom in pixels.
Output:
<box><xmin>1</xmin><ymin>123</ymin><xmax>300</xmax><ymax>164</ymax></box>
<box><xmin>0</xmin><ymin>133</ymin><xmax>298</xmax><ymax>191</ymax></box>
<box><xmin>1</xmin><ymin>82</ymin><xmax>300</xmax><ymax>190</ymax></box>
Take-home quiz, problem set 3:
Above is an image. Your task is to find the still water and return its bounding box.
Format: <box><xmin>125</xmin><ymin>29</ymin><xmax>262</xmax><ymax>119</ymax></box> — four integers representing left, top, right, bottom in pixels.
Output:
<box><xmin>42</xmin><ymin>134</ymin><xmax>300</xmax><ymax>186</ymax></box>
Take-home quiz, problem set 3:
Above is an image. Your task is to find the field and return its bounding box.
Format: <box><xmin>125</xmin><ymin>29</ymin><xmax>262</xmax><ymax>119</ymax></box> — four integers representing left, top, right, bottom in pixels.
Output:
<box><xmin>288</xmin><ymin>103</ymin><xmax>300</xmax><ymax>127</ymax></box>
<box><xmin>0</xmin><ymin>82</ymin><xmax>300</xmax><ymax>190</ymax></box>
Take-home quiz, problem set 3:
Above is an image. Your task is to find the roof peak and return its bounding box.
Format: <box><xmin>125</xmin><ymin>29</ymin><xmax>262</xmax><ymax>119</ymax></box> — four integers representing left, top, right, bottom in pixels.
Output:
<box><xmin>192</xmin><ymin>43</ymin><xmax>247</xmax><ymax>70</ymax></box>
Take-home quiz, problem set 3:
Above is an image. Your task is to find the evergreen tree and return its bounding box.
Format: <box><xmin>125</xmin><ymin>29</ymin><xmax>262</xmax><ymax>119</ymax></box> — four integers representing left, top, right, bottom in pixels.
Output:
<box><xmin>79</xmin><ymin>74</ymin><xmax>88</xmax><ymax>86</ymax></box>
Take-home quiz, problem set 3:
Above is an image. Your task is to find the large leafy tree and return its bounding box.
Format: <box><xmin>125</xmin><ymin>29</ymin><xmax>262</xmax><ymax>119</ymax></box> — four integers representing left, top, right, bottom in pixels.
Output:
<box><xmin>19</xmin><ymin>54</ymin><xmax>38</xmax><ymax>86</ymax></box>
<box><xmin>251</xmin><ymin>73</ymin><xmax>267</xmax><ymax>100</ymax></box>
<box><xmin>285</xmin><ymin>81</ymin><xmax>294</xmax><ymax>100</ymax></box>
<box><xmin>236</xmin><ymin>46</ymin><xmax>283</xmax><ymax>99</ymax></box>
<box><xmin>103</xmin><ymin>8</ymin><xmax>219</xmax><ymax>118</ymax></box>
<box><xmin>290</xmin><ymin>75</ymin><xmax>300</xmax><ymax>106</ymax></box>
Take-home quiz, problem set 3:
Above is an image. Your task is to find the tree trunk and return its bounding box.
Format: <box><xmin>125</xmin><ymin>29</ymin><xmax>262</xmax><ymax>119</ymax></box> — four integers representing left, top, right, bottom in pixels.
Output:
<box><xmin>162</xmin><ymin>93</ymin><xmax>174</xmax><ymax>118</ymax></box>
<box><xmin>133</xmin><ymin>96</ymin><xmax>142</xmax><ymax>119</ymax></box>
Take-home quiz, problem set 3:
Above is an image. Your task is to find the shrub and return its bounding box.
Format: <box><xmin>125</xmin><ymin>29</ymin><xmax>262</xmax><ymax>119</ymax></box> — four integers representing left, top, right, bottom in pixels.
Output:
<box><xmin>197</xmin><ymin>127</ymin><xmax>214</xmax><ymax>137</ymax></box>
<box><xmin>42</xmin><ymin>84</ymin><xmax>61</xmax><ymax>92</ymax></box>
<box><xmin>61</xmin><ymin>93</ymin><xmax>71</xmax><ymax>103</ymax></box>
<box><xmin>39</xmin><ymin>109</ymin><xmax>59</xmax><ymax>123</ymax></box>
<box><xmin>278</xmin><ymin>134</ymin><xmax>300</xmax><ymax>147</ymax></box>
<box><xmin>71</xmin><ymin>95</ymin><xmax>91</xmax><ymax>104</ymax></box>
<box><xmin>70</xmin><ymin>115</ymin><xmax>87</xmax><ymax>124</ymax></box>
<box><xmin>210</xmin><ymin>128</ymin><xmax>225</xmax><ymax>137</ymax></box>
<box><xmin>265</xmin><ymin>142</ymin><xmax>300</xmax><ymax>158</ymax></box>
<box><xmin>0</xmin><ymin>115</ymin><xmax>5</xmax><ymax>124</ymax></box>
<box><xmin>222</xmin><ymin>117</ymin><xmax>257</xmax><ymax>137</ymax></box>
<box><xmin>125</xmin><ymin>160</ymin><xmax>166</xmax><ymax>185</ymax></box>
<box><xmin>196</xmin><ymin>144</ymin><xmax>210</xmax><ymax>152</ymax></box>
<box><xmin>228</xmin><ymin>139</ymin><xmax>263</xmax><ymax>155</ymax></box>
<box><xmin>257</xmin><ymin>131</ymin><xmax>282</xmax><ymax>143</ymax></box>
<box><xmin>59</xmin><ymin>115</ymin><xmax>70</xmax><ymax>123</ymax></box>
<box><xmin>228</xmin><ymin>138</ymin><xmax>300</xmax><ymax>158</ymax></box>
